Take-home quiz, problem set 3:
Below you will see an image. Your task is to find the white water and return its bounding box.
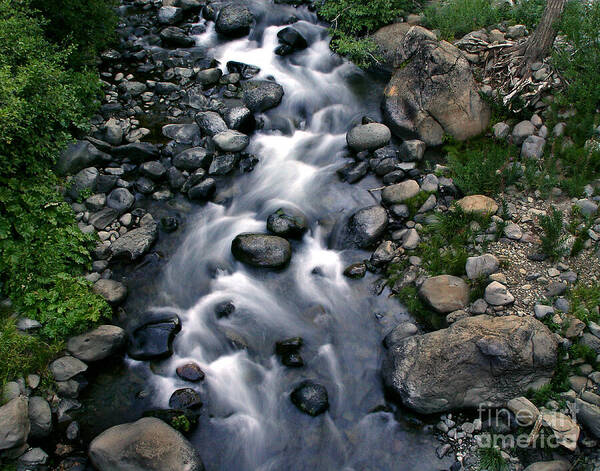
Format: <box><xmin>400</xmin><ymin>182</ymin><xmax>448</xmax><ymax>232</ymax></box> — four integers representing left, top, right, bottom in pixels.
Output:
<box><xmin>130</xmin><ymin>3</ymin><xmax>447</xmax><ymax>469</ymax></box>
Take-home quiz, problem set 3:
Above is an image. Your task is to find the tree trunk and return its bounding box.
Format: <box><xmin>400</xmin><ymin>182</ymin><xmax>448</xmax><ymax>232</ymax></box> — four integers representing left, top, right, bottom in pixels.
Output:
<box><xmin>520</xmin><ymin>0</ymin><xmax>567</xmax><ymax>72</ymax></box>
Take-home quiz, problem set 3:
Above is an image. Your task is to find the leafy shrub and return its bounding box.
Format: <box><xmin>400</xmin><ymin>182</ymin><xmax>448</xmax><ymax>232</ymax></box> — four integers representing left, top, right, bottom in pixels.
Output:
<box><xmin>445</xmin><ymin>138</ymin><xmax>521</xmax><ymax>196</ymax></box>
<box><xmin>0</xmin><ymin>0</ymin><xmax>102</xmax><ymax>177</ymax></box>
<box><xmin>538</xmin><ymin>207</ymin><xmax>567</xmax><ymax>261</ymax></box>
<box><xmin>568</xmin><ymin>283</ymin><xmax>600</xmax><ymax>325</ymax></box>
<box><xmin>316</xmin><ymin>0</ymin><xmax>417</xmax><ymax>66</ymax></box>
<box><xmin>423</xmin><ymin>0</ymin><xmax>499</xmax><ymax>40</ymax></box>
<box><xmin>29</xmin><ymin>0</ymin><xmax>118</xmax><ymax>68</ymax></box>
<box><xmin>478</xmin><ymin>445</ymin><xmax>507</xmax><ymax>471</ymax></box>
<box><xmin>504</xmin><ymin>0</ymin><xmax>546</xmax><ymax>29</ymax></box>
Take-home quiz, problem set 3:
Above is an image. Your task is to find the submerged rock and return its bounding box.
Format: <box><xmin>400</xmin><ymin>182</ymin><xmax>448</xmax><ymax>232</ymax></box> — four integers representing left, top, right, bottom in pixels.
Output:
<box><xmin>382</xmin><ymin>315</ymin><xmax>558</xmax><ymax>414</ymax></box>
<box><xmin>169</xmin><ymin>389</ymin><xmax>203</xmax><ymax>410</ymax></box>
<box><xmin>290</xmin><ymin>380</ymin><xmax>329</xmax><ymax>416</ymax></box>
<box><xmin>128</xmin><ymin>311</ymin><xmax>181</xmax><ymax>361</ymax></box>
<box><xmin>266</xmin><ymin>207</ymin><xmax>308</xmax><ymax>239</ymax></box>
<box><xmin>89</xmin><ymin>417</ymin><xmax>204</xmax><ymax>471</ymax></box>
<box><xmin>231</xmin><ymin>233</ymin><xmax>292</xmax><ymax>268</ymax></box>
<box><xmin>332</xmin><ymin>205</ymin><xmax>388</xmax><ymax>249</ymax></box>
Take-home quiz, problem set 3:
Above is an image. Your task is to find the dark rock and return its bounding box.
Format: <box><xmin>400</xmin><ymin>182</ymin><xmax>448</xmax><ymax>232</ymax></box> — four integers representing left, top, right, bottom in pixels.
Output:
<box><xmin>227</xmin><ymin>61</ymin><xmax>260</xmax><ymax>80</ymax></box>
<box><xmin>383</xmin><ymin>321</ymin><xmax>418</xmax><ymax>348</ymax></box>
<box><xmin>168</xmin><ymin>167</ymin><xmax>186</xmax><ymax>190</ymax></box>
<box><xmin>140</xmin><ymin>161</ymin><xmax>167</xmax><ymax>181</ymax></box>
<box><xmin>290</xmin><ymin>380</ymin><xmax>329</xmax><ymax>416</ymax></box>
<box><xmin>112</xmin><ymin>142</ymin><xmax>159</xmax><ymax>163</ymax></box>
<box><xmin>213</xmin><ymin>130</ymin><xmax>249</xmax><ymax>152</ymax></box>
<box><xmin>209</xmin><ymin>153</ymin><xmax>238</xmax><ymax>175</ymax></box>
<box><xmin>215</xmin><ymin>4</ymin><xmax>254</xmax><ymax>38</ymax></box>
<box><xmin>68</xmin><ymin>167</ymin><xmax>98</xmax><ymax>199</ymax></box>
<box><xmin>197</xmin><ymin>68</ymin><xmax>223</xmax><ymax>87</ymax></box>
<box><xmin>107</xmin><ymin>188</ymin><xmax>135</xmax><ymax>214</ymax></box>
<box><xmin>161</xmin><ymin>27</ymin><xmax>195</xmax><ymax>48</ymax></box>
<box><xmin>277</xmin><ymin>27</ymin><xmax>308</xmax><ymax>50</ymax></box>
<box><xmin>169</xmin><ymin>388</ymin><xmax>203</xmax><ymax>409</ymax></box>
<box><xmin>343</xmin><ymin>262</ymin><xmax>367</xmax><ymax>278</ymax></box>
<box><xmin>223</xmin><ymin>106</ymin><xmax>255</xmax><ymax>133</ymax></box>
<box><xmin>266</xmin><ymin>208</ymin><xmax>308</xmax><ymax>239</ymax></box>
<box><xmin>275</xmin><ymin>337</ymin><xmax>303</xmax><ymax>355</ymax></box>
<box><xmin>215</xmin><ymin>301</ymin><xmax>235</xmax><ymax>318</ymax></box>
<box><xmin>110</xmin><ymin>220</ymin><xmax>158</xmax><ymax>261</ymax></box>
<box><xmin>128</xmin><ymin>311</ymin><xmax>181</xmax><ymax>361</ymax></box>
<box><xmin>161</xmin><ymin>216</ymin><xmax>179</xmax><ymax>233</ymax></box>
<box><xmin>135</xmin><ymin>177</ymin><xmax>156</xmax><ymax>194</ymax></box>
<box><xmin>242</xmin><ymin>80</ymin><xmax>284</xmax><ymax>113</ymax></box>
<box><xmin>155</xmin><ymin>81</ymin><xmax>180</xmax><ymax>96</ymax></box>
<box><xmin>195</xmin><ymin>111</ymin><xmax>228</xmax><ymax>137</ymax></box>
<box><xmin>231</xmin><ymin>233</ymin><xmax>292</xmax><ymax>268</ymax></box>
<box><xmin>89</xmin><ymin>208</ymin><xmax>119</xmax><ymax>230</ymax></box>
<box><xmin>173</xmin><ymin>147</ymin><xmax>212</xmax><ymax>171</ymax></box>
<box><xmin>332</xmin><ymin>205</ymin><xmax>388</xmax><ymax>249</ymax></box>
<box><xmin>337</xmin><ymin>161</ymin><xmax>368</xmax><ymax>183</ymax></box>
<box><xmin>188</xmin><ymin>178</ymin><xmax>216</xmax><ymax>201</ymax></box>
<box><xmin>176</xmin><ymin>363</ymin><xmax>205</xmax><ymax>382</ymax></box>
<box><xmin>96</xmin><ymin>174</ymin><xmax>118</xmax><ymax>194</ymax></box>
<box><xmin>162</xmin><ymin>124</ymin><xmax>201</xmax><ymax>145</ymax></box>
<box><xmin>57</xmin><ymin>141</ymin><xmax>106</xmax><ymax>176</ymax></box>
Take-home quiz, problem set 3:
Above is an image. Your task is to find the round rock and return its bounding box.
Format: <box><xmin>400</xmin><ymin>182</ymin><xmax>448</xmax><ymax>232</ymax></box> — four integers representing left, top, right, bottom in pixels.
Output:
<box><xmin>419</xmin><ymin>275</ymin><xmax>470</xmax><ymax>313</ymax></box>
<box><xmin>67</xmin><ymin>325</ymin><xmax>127</xmax><ymax>362</ymax></box>
<box><xmin>266</xmin><ymin>208</ymin><xmax>308</xmax><ymax>239</ymax></box>
<box><xmin>346</xmin><ymin>123</ymin><xmax>391</xmax><ymax>152</ymax></box>
<box><xmin>215</xmin><ymin>4</ymin><xmax>253</xmax><ymax>38</ymax></box>
<box><xmin>176</xmin><ymin>363</ymin><xmax>205</xmax><ymax>382</ymax></box>
<box><xmin>290</xmin><ymin>380</ymin><xmax>329</xmax><ymax>417</ymax></box>
<box><xmin>213</xmin><ymin>130</ymin><xmax>249</xmax><ymax>152</ymax></box>
<box><xmin>231</xmin><ymin>233</ymin><xmax>292</xmax><ymax>268</ymax></box>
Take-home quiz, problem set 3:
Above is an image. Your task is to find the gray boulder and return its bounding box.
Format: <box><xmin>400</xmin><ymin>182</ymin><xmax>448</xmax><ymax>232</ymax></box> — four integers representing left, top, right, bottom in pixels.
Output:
<box><xmin>162</xmin><ymin>124</ymin><xmax>201</xmax><ymax>145</ymax></box>
<box><xmin>231</xmin><ymin>233</ymin><xmax>292</xmax><ymax>268</ymax></box>
<box><xmin>213</xmin><ymin>130</ymin><xmax>249</xmax><ymax>152</ymax></box>
<box><xmin>0</xmin><ymin>397</ymin><xmax>29</xmax><ymax>450</ymax></box>
<box><xmin>576</xmin><ymin>399</ymin><xmax>600</xmax><ymax>438</ymax></box>
<box><xmin>93</xmin><ymin>279</ymin><xmax>127</xmax><ymax>306</ymax></box>
<box><xmin>158</xmin><ymin>6</ymin><xmax>183</xmax><ymax>24</ymax></box>
<box><xmin>383</xmin><ymin>315</ymin><xmax>558</xmax><ymax>413</ymax></box>
<box><xmin>346</xmin><ymin>123</ymin><xmax>391</xmax><ymax>152</ymax></box>
<box><xmin>173</xmin><ymin>147</ymin><xmax>212</xmax><ymax>171</ymax></box>
<box><xmin>57</xmin><ymin>141</ymin><xmax>106</xmax><ymax>176</ymax></box>
<box><xmin>332</xmin><ymin>205</ymin><xmax>388</xmax><ymax>249</ymax></box>
<box><xmin>68</xmin><ymin>167</ymin><xmax>98</xmax><ymax>199</ymax></box>
<box><xmin>49</xmin><ymin>355</ymin><xmax>87</xmax><ymax>381</ymax></box>
<box><xmin>512</xmin><ymin>120</ymin><xmax>535</xmax><ymax>145</ymax></box>
<box><xmin>110</xmin><ymin>220</ymin><xmax>158</xmax><ymax>261</ymax></box>
<box><xmin>419</xmin><ymin>275</ymin><xmax>469</xmax><ymax>313</ymax></box>
<box><xmin>382</xmin><ymin>26</ymin><xmax>489</xmax><ymax>145</ymax></box>
<box><xmin>267</xmin><ymin>208</ymin><xmax>308</xmax><ymax>239</ymax></box>
<box><xmin>160</xmin><ymin>27</ymin><xmax>195</xmax><ymax>48</ymax></box>
<box><xmin>521</xmin><ymin>135</ymin><xmax>546</xmax><ymax>159</ymax></box>
<box><xmin>465</xmin><ymin>254</ymin><xmax>499</xmax><ymax>280</ymax></box>
<box><xmin>381</xmin><ymin>180</ymin><xmax>420</xmax><ymax>205</ymax></box>
<box><xmin>67</xmin><ymin>325</ymin><xmax>127</xmax><ymax>362</ymax></box>
<box><xmin>28</xmin><ymin>396</ymin><xmax>52</xmax><ymax>438</ymax></box>
<box><xmin>215</xmin><ymin>4</ymin><xmax>254</xmax><ymax>38</ymax></box>
<box><xmin>242</xmin><ymin>80</ymin><xmax>284</xmax><ymax>113</ymax></box>
<box><xmin>195</xmin><ymin>111</ymin><xmax>228</xmax><ymax>136</ymax></box>
<box><xmin>89</xmin><ymin>417</ymin><xmax>204</xmax><ymax>471</ymax></box>
<box><xmin>107</xmin><ymin>188</ymin><xmax>135</xmax><ymax>214</ymax></box>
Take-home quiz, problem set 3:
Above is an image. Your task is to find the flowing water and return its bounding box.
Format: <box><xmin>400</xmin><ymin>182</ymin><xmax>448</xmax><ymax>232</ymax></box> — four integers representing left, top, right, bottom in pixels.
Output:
<box><xmin>80</xmin><ymin>2</ymin><xmax>451</xmax><ymax>469</ymax></box>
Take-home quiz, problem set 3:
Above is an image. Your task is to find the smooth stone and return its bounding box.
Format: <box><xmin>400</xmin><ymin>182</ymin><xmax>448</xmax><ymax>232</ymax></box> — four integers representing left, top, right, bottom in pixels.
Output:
<box><xmin>419</xmin><ymin>275</ymin><xmax>470</xmax><ymax>313</ymax></box>
<box><xmin>346</xmin><ymin>123</ymin><xmax>391</xmax><ymax>152</ymax></box>
<box><xmin>0</xmin><ymin>397</ymin><xmax>30</xmax><ymax>450</ymax></box>
<box><xmin>49</xmin><ymin>356</ymin><xmax>87</xmax><ymax>382</ymax></box>
<box><xmin>381</xmin><ymin>180</ymin><xmax>420</xmax><ymax>205</ymax></box>
<box><xmin>484</xmin><ymin>281</ymin><xmax>514</xmax><ymax>306</ymax></box>
<box><xmin>213</xmin><ymin>130</ymin><xmax>249</xmax><ymax>152</ymax></box>
<box><xmin>128</xmin><ymin>311</ymin><xmax>181</xmax><ymax>361</ymax></box>
<box><xmin>93</xmin><ymin>279</ymin><xmax>127</xmax><ymax>306</ymax></box>
<box><xmin>169</xmin><ymin>388</ymin><xmax>203</xmax><ymax>410</ymax></box>
<box><xmin>67</xmin><ymin>325</ymin><xmax>127</xmax><ymax>362</ymax></box>
<box><xmin>290</xmin><ymin>380</ymin><xmax>329</xmax><ymax>416</ymax></box>
<box><xmin>266</xmin><ymin>207</ymin><xmax>308</xmax><ymax>239</ymax></box>
<box><xmin>176</xmin><ymin>363</ymin><xmax>205</xmax><ymax>382</ymax></box>
<box><xmin>231</xmin><ymin>233</ymin><xmax>292</xmax><ymax>268</ymax></box>
<box><xmin>465</xmin><ymin>253</ymin><xmax>499</xmax><ymax>280</ymax></box>
<box><xmin>456</xmin><ymin>195</ymin><xmax>498</xmax><ymax>215</ymax></box>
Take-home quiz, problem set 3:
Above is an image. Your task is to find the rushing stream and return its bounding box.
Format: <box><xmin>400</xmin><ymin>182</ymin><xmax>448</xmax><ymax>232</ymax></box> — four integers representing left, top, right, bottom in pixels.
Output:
<box><xmin>80</xmin><ymin>2</ymin><xmax>452</xmax><ymax>469</ymax></box>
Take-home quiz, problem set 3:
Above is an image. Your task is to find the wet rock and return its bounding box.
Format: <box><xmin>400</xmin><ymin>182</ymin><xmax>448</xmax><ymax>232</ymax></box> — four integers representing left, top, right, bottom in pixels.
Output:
<box><xmin>161</xmin><ymin>27</ymin><xmax>195</xmax><ymax>47</ymax></box>
<box><xmin>128</xmin><ymin>311</ymin><xmax>181</xmax><ymax>361</ymax></box>
<box><xmin>173</xmin><ymin>147</ymin><xmax>212</xmax><ymax>171</ymax></box>
<box><xmin>242</xmin><ymin>80</ymin><xmax>284</xmax><ymax>113</ymax></box>
<box><xmin>382</xmin><ymin>26</ymin><xmax>489</xmax><ymax>145</ymax></box>
<box><xmin>456</xmin><ymin>195</ymin><xmax>498</xmax><ymax>215</ymax></box>
<box><xmin>223</xmin><ymin>106</ymin><xmax>255</xmax><ymax>133</ymax></box>
<box><xmin>68</xmin><ymin>167</ymin><xmax>98</xmax><ymax>199</ymax></box>
<box><xmin>93</xmin><ymin>279</ymin><xmax>128</xmax><ymax>306</ymax></box>
<box><xmin>277</xmin><ymin>26</ymin><xmax>308</xmax><ymax>51</ymax></box>
<box><xmin>140</xmin><ymin>161</ymin><xmax>167</xmax><ymax>181</ymax></box>
<box><xmin>231</xmin><ymin>233</ymin><xmax>292</xmax><ymax>268</ymax></box>
<box><xmin>110</xmin><ymin>220</ymin><xmax>158</xmax><ymax>261</ymax></box>
<box><xmin>290</xmin><ymin>380</ymin><xmax>329</xmax><ymax>416</ymax></box>
<box><xmin>135</xmin><ymin>177</ymin><xmax>155</xmax><ymax>195</ymax></box>
<box><xmin>337</xmin><ymin>161</ymin><xmax>369</xmax><ymax>183</ymax></box>
<box><xmin>176</xmin><ymin>363</ymin><xmax>205</xmax><ymax>382</ymax></box>
<box><xmin>465</xmin><ymin>253</ymin><xmax>499</xmax><ymax>280</ymax></box>
<box><xmin>334</xmin><ymin>205</ymin><xmax>388</xmax><ymax>249</ymax></box>
<box><xmin>0</xmin><ymin>397</ymin><xmax>29</xmax><ymax>450</ymax></box>
<box><xmin>383</xmin><ymin>315</ymin><xmax>558</xmax><ymax>413</ymax></box>
<box><xmin>371</xmin><ymin>240</ymin><xmax>396</xmax><ymax>265</ymax></box>
<box><xmin>266</xmin><ymin>207</ymin><xmax>308</xmax><ymax>239</ymax></box>
<box><xmin>158</xmin><ymin>6</ymin><xmax>183</xmax><ymax>25</ymax></box>
<box><xmin>215</xmin><ymin>301</ymin><xmax>235</xmax><ymax>318</ymax></box>
<box><xmin>188</xmin><ymin>178</ymin><xmax>216</xmax><ymax>201</ymax></box>
<box><xmin>107</xmin><ymin>188</ymin><xmax>135</xmax><ymax>214</ymax></box>
<box><xmin>195</xmin><ymin>111</ymin><xmax>228</xmax><ymax>137</ymax></box>
<box><xmin>89</xmin><ymin>417</ymin><xmax>204</xmax><ymax>471</ymax></box>
<box><xmin>197</xmin><ymin>68</ymin><xmax>222</xmax><ymax>86</ymax></box>
<box><xmin>215</xmin><ymin>4</ymin><xmax>254</xmax><ymax>38</ymax></box>
<box><xmin>209</xmin><ymin>153</ymin><xmax>238</xmax><ymax>175</ymax></box>
<box><xmin>162</xmin><ymin>124</ymin><xmax>201</xmax><ymax>145</ymax></box>
<box><xmin>399</xmin><ymin>139</ymin><xmax>426</xmax><ymax>161</ymax></box>
<box><xmin>419</xmin><ymin>275</ymin><xmax>469</xmax><ymax>313</ymax></box>
<box><xmin>169</xmin><ymin>388</ymin><xmax>203</xmax><ymax>410</ymax></box>
<box><xmin>227</xmin><ymin>61</ymin><xmax>260</xmax><ymax>80</ymax></box>
<box><xmin>346</xmin><ymin>123</ymin><xmax>391</xmax><ymax>152</ymax></box>
<box><xmin>112</xmin><ymin>142</ymin><xmax>159</xmax><ymax>163</ymax></box>
<box><xmin>50</xmin><ymin>356</ymin><xmax>87</xmax><ymax>382</ymax></box>
<box><xmin>381</xmin><ymin>180</ymin><xmax>420</xmax><ymax>205</ymax></box>
<box><xmin>213</xmin><ymin>130</ymin><xmax>249</xmax><ymax>152</ymax></box>
<box><xmin>67</xmin><ymin>325</ymin><xmax>127</xmax><ymax>362</ymax></box>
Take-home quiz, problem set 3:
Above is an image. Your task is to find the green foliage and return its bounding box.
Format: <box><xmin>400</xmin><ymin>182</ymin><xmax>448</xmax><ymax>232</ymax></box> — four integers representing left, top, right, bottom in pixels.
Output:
<box><xmin>0</xmin><ymin>0</ymin><xmax>102</xmax><ymax>178</ymax></box>
<box><xmin>568</xmin><ymin>284</ymin><xmax>600</xmax><ymax>325</ymax></box>
<box><xmin>539</xmin><ymin>207</ymin><xmax>567</xmax><ymax>261</ymax></box>
<box><xmin>478</xmin><ymin>445</ymin><xmax>507</xmax><ymax>471</ymax></box>
<box><xmin>570</xmin><ymin>343</ymin><xmax>598</xmax><ymax>366</ymax></box>
<box><xmin>502</xmin><ymin>0</ymin><xmax>546</xmax><ymax>30</ymax></box>
<box><xmin>404</xmin><ymin>191</ymin><xmax>432</xmax><ymax>218</ymax></box>
<box><xmin>423</xmin><ymin>0</ymin><xmax>499</xmax><ymax>40</ymax></box>
<box><xmin>445</xmin><ymin>137</ymin><xmax>521</xmax><ymax>196</ymax></box>
<box><xmin>29</xmin><ymin>0</ymin><xmax>118</xmax><ymax>68</ymax></box>
<box><xmin>316</xmin><ymin>0</ymin><xmax>417</xmax><ymax>67</ymax></box>
<box><xmin>392</xmin><ymin>285</ymin><xmax>446</xmax><ymax>330</ymax></box>
<box><xmin>172</xmin><ymin>415</ymin><xmax>191</xmax><ymax>433</ymax></box>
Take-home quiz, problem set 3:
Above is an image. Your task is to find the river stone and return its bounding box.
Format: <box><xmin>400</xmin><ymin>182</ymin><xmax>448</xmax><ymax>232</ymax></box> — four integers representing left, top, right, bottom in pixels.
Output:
<box><xmin>93</xmin><ymin>279</ymin><xmax>127</xmax><ymax>306</ymax></box>
<box><xmin>213</xmin><ymin>130</ymin><xmax>249</xmax><ymax>152</ymax></box>
<box><xmin>209</xmin><ymin>153</ymin><xmax>238</xmax><ymax>175</ymax></box>
<box><xmin>346</xmin><ymin>123</ymin><xmax>391</xmax><ymax>152</ymax></box>
<box><xmin>381</xmin><ymin>180</ymin><xmax>420</xmax><ymax>205</ymax></box>
<box><xmin>107</xmin><ymin>188</ymin><xmax>135</xmax><ymax>214</ymax></box>
<box><xmin>158</xmin><ymin>6</ymin><xmax>183</xmax><ymax>25</ymax></box>
<box><xmin>465</xmin><ymin>253</ymin><xmax>499</xmax><ymax>280</ymax></box>
<box><xmin>140</xmin><ymin>161</ymin><xmax>167</xmax><ymax>181</ymax></box>
<box><xmin>399</xmin><ymin>139</ymin><xmax>426</xmax><ymax>161</ymax></box>
<box><xmin>382</xmin><ymin>26</ymin><xmax>489</xmax><ymax>145</ymax></box>
<box><xmin>523</xmin><ymin>462</ymin><xmax>570</xmax><ymax>471</ymax></box>
<box><xmin>195</xmin><ymin>111</ymin><xmax>228</xmax><ymax>137</ymax></box>
<box><xmin>162</xmin><ymin>124</ymin><xmax>201</xmax><ymax>145</ymax></box>
<box><xmin>68</xmin><ymin>167</ymin><xmax>98</xmax><ymax>199</ymax></box>
<box><xmin>50</xmin><ymin>356</ymin><xmax>88</xmax><ymax>382</ymax></box>
<box><xmin>89</xmin><ymin>417</ymin><xmax>204</xmax><ymax>471</ymax></box>
<box><xmin>343</xmin><ymin>262</ymin><xmax>367</xmax><ymax>278</ymax></box>
<box><xmin>456</xmin><ymin>195</ymin><xmax>498</xmax><ymax>215</ymax></box>
<box><xmin>231</xmin><ymin>233</ymin><xmax>292</xmax><ymax>268</ymax></box>
<box><xmin>267</xmin><ymin>208</ymin><xmax>308</xmax><ymax>239</ymax></box>
<box><xmin>242</xmin><ymin>80</ymin><xmax>284</xmax><ymax>113</ymax></box>
<box><xmin>277</xmin><ymin>27</ymin><xmax>308</xmax><ymax>50</ymax></box>
<box><xmin>110</xmin><ymin>220</ymin><xmax>158</xmax><ymax>261</ymax></box>
<box><xmin>382</xmin><ymin>315</ymin><xmax>558</xmax><ymax>414</ymax></box>
<box><xmin>169</xmin><ymin>389</ymin><xmax>203</xmax><ymax>409</ymax></box>
<box><xmin>28</xmin><ymin>396</ymin><xmax>52</xmax><ymax>438</ymax></box>
<box><xmin>197</xmin><ymin>68</ymin><xmax>222</xmax><ymax>86</ymax></box>
<box><xmin>176</xmin><ymin>363</ymin><xmax>205</xmax><ymax>382</ymax></box>
<box><xmin>336</xmin><ymin>205</ymin><xmax>389</xmax><ymax>249</ymax></box>
<box><xmin>290</xmin><ymin>380</ymin><xmax>329</xmax><ymax>416</ymax></box>
<box><xmin>57</xmin><ymin>140</ymin><xmax>104</xmax><ymax>176</ymax></box>
<box><xmin>383</xmin><ymin>321</ymin><xmax>418</xmax><ymax>348</ymax></box>
<box><xmin>507</xmin><ymin>397</ymin><xmax>540</xmax><ymax>426</ymax></box>
<box><xmin>188</xmin><ymin>178</ymin><xmax>216</xmax><ymax>201</ymax></box>
<box><xmin>160</xmin><ymin>26</ymin><xmax>195</xmax><ymax>47</ymax></box>
<box><xmin>576</xmin><ymin>398</ymin><xmax>600</xmax><ymax>438</ymax></box>
<box><xmin>67</xmin><ymin>325</ymin><xmax>127</xmax><ymax>362</ymax></box>
<box><xmin>128</xmin><ymin>312</ymin><xmax>181</xmax><ymax>361</ymax></box>
<box><xmin>173</xmin><ymin>147</ymin><xmax>212</xmax><ymax>171</ymax></box>
<box><xmin>484</xmin><ymin>281</ymin><xmax>514</xmax><ymax>306</ymax></box>
<box><xmin>111</xmin><ymin>142</ymin><xmax>159</xmax><ymax>163</ymax></box>
<box><xmin>223</xmin><ymin>106</ymin><xmax>255</xmax><ymax>133</ymax></box>
<box><xmin>215</xmin><ymin>4</ymin><xmax>253</xmax><ymax>38</ymax></box>
<box><xmin>419</xmin><ymin>275</ymin><xmax>469</xmax><ymax>313</ymax></box>
<box><xmin>0</xmin><ymin>397</ymin><xmax>29</xmax><ymax>450</ymax></box>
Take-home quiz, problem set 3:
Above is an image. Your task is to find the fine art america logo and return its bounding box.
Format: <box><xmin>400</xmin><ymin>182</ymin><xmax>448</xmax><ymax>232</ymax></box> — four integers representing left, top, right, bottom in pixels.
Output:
<box><xmin>476</xmin><ymin>402</ymin><xmax>581</xmax><ymax>450</ymax></box>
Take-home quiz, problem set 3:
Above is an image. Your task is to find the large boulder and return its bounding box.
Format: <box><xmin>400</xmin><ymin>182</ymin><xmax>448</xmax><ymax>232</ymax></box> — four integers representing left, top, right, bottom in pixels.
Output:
<box><xmin>89</xmin><ymin>417</ymin><xmax>204</xmax><ymax>471</ymax></box>
<box><xmin>346</xmin><ymin>123</ymin><xmax>391</xmax><ymax>152</ymax></box>
<box><xmin>128</xmin><ymin>311</ymin><xmax>181</xmax><ymax>361</ymax></box>
<box><xmin>67</xmin><ymin>325</ymin><xmax>127</xmax><ymax>362</ymax></box>
<box><xmin>110</xmin><ymin>220</ymin><xmax>158</xmax><ymax>261</ymax></box>
<box><xmin>331</xmin><ymin>205</ymin><xmax>388</xmax><ymax>249</ymax></box>
<box><xmin>242</xmin><ymin>80</ymin><xmax>284</xmax><ymax>113</ymax></box>
<box><xmin>28</xmin><ymin>396</ymin><xmax>52</xmax><ymax>438</ymax></box>
<box><xmin>0</xmin><ymin>396</ymin><xmax>29</xmax><ymax>450</ymax></box>
<box><xmin>382</xmin><ymin>315</ymin><xmax>558</xmax><ymax>414</ymax></box>
<box><xmin>231</xmin><ymin>233</ymin><xmax>292</xmax><ymax>268</ymax></box>
<box><xmin>381</xmin><ymin>26</ymin><xmax>490</xmax><ymax>146</ymax></box>
<box><xmin>215</xmin><ymin>4</ymin><xmax>253</xmax><ymax>38</ymax></box>
<box><xmin>419</xmin><ymin>275</ymin><xmax>469</xmax><ymax>313</ymax></box>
